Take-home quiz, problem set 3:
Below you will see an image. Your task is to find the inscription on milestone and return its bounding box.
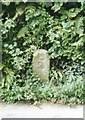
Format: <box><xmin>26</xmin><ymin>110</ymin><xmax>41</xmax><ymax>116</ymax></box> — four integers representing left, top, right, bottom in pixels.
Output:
<box><xmin>38</xmin><ymin>57</ymin><xmax>44</xmax><ymax>69</ymax></box>
<box><xmin>32</xmin><ymin>49</ymin><xmax>50</xmax><ymax>80</ymax></box>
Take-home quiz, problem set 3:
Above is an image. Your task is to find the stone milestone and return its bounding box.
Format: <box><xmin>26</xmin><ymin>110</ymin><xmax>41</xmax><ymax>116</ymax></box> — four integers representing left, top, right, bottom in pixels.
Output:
<box><xmin>32</xmin><ymin>49</ymin><xmax>50</xmax><ymax>81</ymax></box>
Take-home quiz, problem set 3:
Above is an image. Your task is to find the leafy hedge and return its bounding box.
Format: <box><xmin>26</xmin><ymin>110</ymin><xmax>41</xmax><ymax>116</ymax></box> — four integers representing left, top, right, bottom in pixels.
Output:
<box><xmin>0</xmin><ymin>1</ymin><xmax>85</xmax><ymax>105</ymax></box>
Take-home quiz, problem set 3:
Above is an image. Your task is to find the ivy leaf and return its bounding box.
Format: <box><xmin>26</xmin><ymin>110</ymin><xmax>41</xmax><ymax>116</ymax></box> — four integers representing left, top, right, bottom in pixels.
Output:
<box><xmin>0</xmin><ymin>64</ymin><xmax>5</xmax><ymax>70</ymax></box>
<box><xmin>5</xmin><ymin>68</ymin><xmax>14</xmax><ymax>76</ymax></box>
<box><xmin>51</xmin><ymin>3</ymin><xmax>63</xmax><ymax>12</ymax></box>
<box><xmin>72</xmin><ymin>37</ymin><xmax>84</xmax><ymax>47</ymax></box>
<box><xmin>17</xmin><ymin>26</ymin><xmax>28</xmax><ymax>38</ymax></box>
<box><xmin>13</xmin><ymin>4</ymin><xmax>26</xmax><ymax>20</ymax></box>
<box><xmin>65</xmin><ymin>8</ymin><xmax>80</xmax><ymax>18</ymax></box>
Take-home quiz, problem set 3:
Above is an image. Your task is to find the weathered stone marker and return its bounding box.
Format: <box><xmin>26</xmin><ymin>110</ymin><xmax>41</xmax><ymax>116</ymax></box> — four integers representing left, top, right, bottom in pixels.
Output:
<box><xmin>32</xmin><ymin>49</ymin><xmax>50</xmax><ymax>80</ymax></box>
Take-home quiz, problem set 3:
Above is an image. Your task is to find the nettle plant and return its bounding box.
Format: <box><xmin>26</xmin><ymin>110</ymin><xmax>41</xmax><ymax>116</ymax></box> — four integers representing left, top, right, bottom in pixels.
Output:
<box><xmin>0</xmin><ymin>1</ymin><xmax>85</xmax><ymax>104</ymax></box>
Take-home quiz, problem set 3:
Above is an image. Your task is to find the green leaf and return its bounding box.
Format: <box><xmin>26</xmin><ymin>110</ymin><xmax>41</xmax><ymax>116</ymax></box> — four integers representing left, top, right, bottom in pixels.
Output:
<box><xmin>5</xmin><ymin>68</ymin><xmax>14</xmax><ymax>76</ymax></box>
<box><xmin>53</xmin><ymin>71</ymin><xmax>58</xmax><ymax>80</ymax></box>
<box><xmin>51</xmin><ymin>3</ymin><xmax>63</xmax><ymax>12</ymax></box>
<box><xmin>17</xmin><ymin>26</ymin><xmax>28</xmax><ymax>38</ymax></box>
<box><xmin>13</xmin><ymin>4</ymin><xmax>25</xmax><ymax>20</ymax></box>
<box><xmin>65</xmin><ymin>8</ymin><xmax>80</xmax><ymax>18</ymax></box>
<box><xmin>0</xmin><ymin>64</ymin><xmax>5</xmax><ymax>70</ymax></box>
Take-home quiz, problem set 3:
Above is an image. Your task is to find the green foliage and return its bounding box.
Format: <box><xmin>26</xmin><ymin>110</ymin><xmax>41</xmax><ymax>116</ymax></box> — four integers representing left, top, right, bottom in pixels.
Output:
<box><xmin>0</xmin><ymin>2</ymin><xmax>85</xmax><ymax>105</ymax></box>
